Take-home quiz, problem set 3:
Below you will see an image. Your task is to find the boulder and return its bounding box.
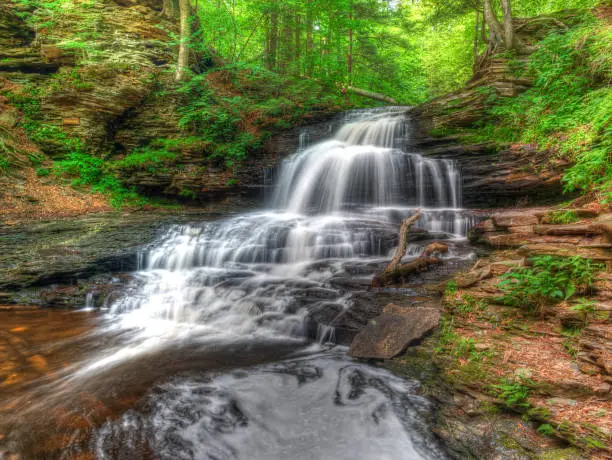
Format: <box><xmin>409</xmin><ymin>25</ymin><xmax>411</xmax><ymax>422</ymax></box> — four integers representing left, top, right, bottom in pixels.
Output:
<box><xmin>348</xmin><ymin>304</ymin><xmax>440</xmax><ymax>359</ymax></box>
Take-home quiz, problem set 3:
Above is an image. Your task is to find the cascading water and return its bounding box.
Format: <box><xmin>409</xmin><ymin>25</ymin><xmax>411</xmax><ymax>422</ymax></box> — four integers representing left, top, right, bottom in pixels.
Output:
<box><xmin>2</xmin><ymin>108</ymin><xmax>477</xmax><ymax>459</ymax></box>
<box><xmin>98</xmin><ymin>109</ymin><xmax>473</xmax><ymax>351</ymax></box>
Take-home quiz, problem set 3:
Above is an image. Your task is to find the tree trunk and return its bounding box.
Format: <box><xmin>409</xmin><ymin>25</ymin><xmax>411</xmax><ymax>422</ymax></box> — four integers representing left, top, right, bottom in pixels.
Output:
<box><xmin>175</xmin><ymin>0</ymin><xmax>190</xmax><ymax>81</ymax></box>
<box><xmin>162</xmin><ymin>0</ymin><xmax>179</xmax><ymax>19</ymax></box>
<box><xmin>295</xmin><ymin>14</ymin><xmax>301</xmax><ymax>75</ymax></box>
<box><xmin>268</xmin><ymin>8</ymin><xmax>279</xmax><ymax>70</ymax></box>
<box><xmin>346</xmin><ymin>86</ymin><xmax>398</xmax><ymax>104</ymax></box>
<box><xmin>473</xmin><ymin>9</ymin><xmax>480</xmax><ymax>68</ymax></box>
<box><xmin>483</xmin><ymin>0</ymin><xmax>504</xmax><ymax>47</ymax></box>
<box><xmin>372</xmin><ymin>257</ymin><xmax>442</xmax><ymax>287</ymax></box>
<box><xmin>305</xmin><ymin>2</ymin><xmax>313</xmax><ymax>76</ymax></box>
<box><xmin>347</xmin><ymin>5</ymin><xmax>353</xmax><ymax>87</ymax></box>
<box><xmin>501</xmin><ymin>0</ymin><xmax>515</xmax><ymax>49</ymax></box>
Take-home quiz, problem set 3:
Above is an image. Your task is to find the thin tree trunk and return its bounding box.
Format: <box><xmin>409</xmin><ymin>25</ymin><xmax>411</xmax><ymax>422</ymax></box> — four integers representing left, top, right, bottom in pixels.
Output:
<box><xmin>295</xmin><ymin>14</ymin><xmax>301</xmax><ymax>75</ymax></box>
<box><xmin>305</xmin><ymin>2</ymin><xmax>313</xmax><ymax>76</ymax></box>
<box><xmin>162</xmin><ymin>0</ymin><xmax>179</xmax><ymax>19</ymax></box>
<box><xmin>269</xmin><ymin>8</ymin><xmax>278</xmax><ymax>70</ymax></box>
<box><xmin>175</xmin><ymin>0</ymin><xmax>190</xmax><ymax>82</ymax></box>
<box><xmin>473</xmin><ymin>9</ymin><xmax>480</xmax><ymax>68</ymax></box>
<box><xmin>236</xmin><ymin>15</ymin><xmax>264</xmax><ymax>63</ymax></box>
<box><xmin>347</xmin><ymin>6</ymin><xmax>353</xmax><ymax>86</ymax></box>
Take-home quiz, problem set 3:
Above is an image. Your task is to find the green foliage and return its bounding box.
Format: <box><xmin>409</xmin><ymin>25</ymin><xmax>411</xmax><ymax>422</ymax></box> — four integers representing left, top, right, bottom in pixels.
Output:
<box><xmin>0</xmin><ymin>155</ymin><xmax>10</xmax><ymax>172</ymax></box>
<box><xmin>54</xmin><ymin>152</ymin><xmax>143</xmax><ymax>208</ymax></box>
<box><xmin>444</xmin><ymin>280</ymin><xmax>458</xmax><ymax>296</ymax></box>
<box><xmin>547</xmin><ymin>210</ymin><xmax>580</xmax><ymax>224</ymax></box>
<box><xmin>469</xmin><ymin>16</ymin><xmax>611</xmax><ymax>200</ymax></box>
<box><xmin>447</xmin><ymin>292</ymin><xmax>487</xmax><ymax>313</ymax></box>
<box><xmin>179</xmin><ymin>188</ymin><xmax>197</xmax><ymax>200</ymax></box>
<box><xmin>570</xmin><ymin>297</ymin><xmax>606</xmax><ymax>325</ymax></box>
<box><xmin>116</xmin><ymin>145</ymin><xmax>178</xmax><ymax>173</ymax></box>
<box><xmin>174</xmin><ymin>65</ymin><xmax>348</xmax><ymax>165</ymax></box>
<box><xmin>498</xmin><ymin>256</ymin><xmax>603</xmax><ymax>312</ymax></box>
<box><xmin>537</xmin><ymin>423</ymin><xmax>556</xmax><ymax>437</ymax></box>
<box><xmin>493</xmin><ymin>377</ymin><xmax>533</xmax><ymax>409</ymax></box>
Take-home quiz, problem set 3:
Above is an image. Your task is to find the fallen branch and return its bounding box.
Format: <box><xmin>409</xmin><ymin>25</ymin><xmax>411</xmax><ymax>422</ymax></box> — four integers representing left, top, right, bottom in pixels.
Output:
<box><xmin>346</xmin><ymin>86</ymin><xmax>398</xmax><ymax>105</ymax></box>
<box><xmin>383</xmin><ymin>210</ymin><xmax>421</xmax><ymax>274</ymax></box>
<box><xmin>373</xmin><ymin>256</ymin><xmax>443</xmax><ymax>287</ymax></box>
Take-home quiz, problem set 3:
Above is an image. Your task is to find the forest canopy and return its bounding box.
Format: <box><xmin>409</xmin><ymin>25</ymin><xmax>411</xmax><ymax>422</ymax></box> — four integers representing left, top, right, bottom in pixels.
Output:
<box><xmin>188</xmin><ymin>0</ymin><xmax>602</xmax><ymax>102</ymax></box>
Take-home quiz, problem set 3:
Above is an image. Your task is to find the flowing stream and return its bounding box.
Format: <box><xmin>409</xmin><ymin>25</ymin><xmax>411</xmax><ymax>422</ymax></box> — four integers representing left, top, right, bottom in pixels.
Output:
<box><xmin>1</xmin><ymin>108</ymin><xmax>477</xmax><ymax>459</ymax></box>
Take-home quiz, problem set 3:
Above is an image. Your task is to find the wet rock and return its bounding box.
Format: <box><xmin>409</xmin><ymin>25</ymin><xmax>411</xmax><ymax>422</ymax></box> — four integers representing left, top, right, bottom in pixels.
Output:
<box><xmin>348</xmin><ymin>305</ymin><xmax>440</xmax><ymax>359</ymax></box>
<box><xmin>0</xmin><ymin>213</ymin><xmax>214</xmax><ymax>303</ymax></box>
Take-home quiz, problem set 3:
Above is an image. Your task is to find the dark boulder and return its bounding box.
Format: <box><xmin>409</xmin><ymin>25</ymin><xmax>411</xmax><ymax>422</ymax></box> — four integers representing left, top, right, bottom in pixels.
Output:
<box><xmin>348</xmin><ymin>304</ymin><xmax>441</xmax><ymax>359</ymax></box>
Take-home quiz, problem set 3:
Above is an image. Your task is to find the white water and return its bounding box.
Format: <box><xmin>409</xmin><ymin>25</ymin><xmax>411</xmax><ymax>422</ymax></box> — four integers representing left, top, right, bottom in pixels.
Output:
<box><xmin>55</xmin><ymin>108</ymin><xmax>475</xmax><ymax>459</ymax></box>
<box><xmin>89</xmin><ymin>109</ymin><xmax>473</xmax><ymax>358</ymax></box>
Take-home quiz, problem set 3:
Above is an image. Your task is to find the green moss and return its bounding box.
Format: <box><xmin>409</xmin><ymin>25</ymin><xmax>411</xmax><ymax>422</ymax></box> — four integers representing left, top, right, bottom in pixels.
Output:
<box><xmin>536</xmin><ymin>447</ymin><xmax>583</xmax><ymax>459</ymax></box>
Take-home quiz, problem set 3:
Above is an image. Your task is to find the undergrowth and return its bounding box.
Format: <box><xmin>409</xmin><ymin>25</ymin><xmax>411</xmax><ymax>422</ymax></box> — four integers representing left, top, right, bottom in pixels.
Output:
<box><xmin>467</xmin><ymin>14</ymin><xmax>611</xmax><ymax>201</ymax></box>
<box><xmin>498</xmin><ymin>255</ymin><xmax>603</xmax><ymax>313</ymax></box>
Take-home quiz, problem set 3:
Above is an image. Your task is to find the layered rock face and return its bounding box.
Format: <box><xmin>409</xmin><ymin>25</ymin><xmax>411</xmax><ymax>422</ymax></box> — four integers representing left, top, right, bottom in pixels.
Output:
<box><xmin>0</xmin><ymin>0</ymin><xmax>341</xmax><ymax>204</ymax></box>
<box><xmin>406</xmin><ymin>136</ymin><xmax>569</xmax><ymax>208</ymax></box>
<box><xmin>405</xmin><ymin>14</ymin><xmax>582</xmax><ymax>208</ymax></box>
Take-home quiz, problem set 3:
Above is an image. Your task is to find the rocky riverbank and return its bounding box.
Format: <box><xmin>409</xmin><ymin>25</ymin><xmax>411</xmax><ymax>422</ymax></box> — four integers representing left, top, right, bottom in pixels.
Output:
<box><xmin>0</xmin><ymin>208</ymin><xmax>250</xmax><ymax>307</ymax></box>
<box><xmin>355</xmin><ymin>204</ymin><xmax>612</xmax><ymax>458</ymax></box>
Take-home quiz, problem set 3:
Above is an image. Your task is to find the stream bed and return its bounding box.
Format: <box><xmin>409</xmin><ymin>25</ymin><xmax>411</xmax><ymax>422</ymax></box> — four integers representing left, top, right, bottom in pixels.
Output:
<box><xmin>1</xmin><ymin>108</ymin><xmax>478</xmax><ymax>459</ymax></box>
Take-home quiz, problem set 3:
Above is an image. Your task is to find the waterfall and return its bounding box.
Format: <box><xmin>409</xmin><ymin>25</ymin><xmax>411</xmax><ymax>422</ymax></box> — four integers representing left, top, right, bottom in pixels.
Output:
<box><xmin>4</xmin><ymin>108</ymin><xmax>470</xmax><ymax>459</ymax></box>
<box><xmin>272</xmin><ymin>112</ymin><xmax>462</xmax><ymax>214</ymax></box>
<box><xmin>89</xmin><ymin>107</ymin><xmax>475</xmax><ymax>364</ymax></box>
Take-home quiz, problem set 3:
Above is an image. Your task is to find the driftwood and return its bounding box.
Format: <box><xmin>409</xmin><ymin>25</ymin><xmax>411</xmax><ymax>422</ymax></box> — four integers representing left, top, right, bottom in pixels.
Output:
<box><xmin>373</xmin><ymin>210</ymin><xmax>450</xmax><ymax>287</ymax></box>
<box><xmin>383</xmin><ymin>210</ymin><xmax>422</xmax><ymax>273</ymax></box>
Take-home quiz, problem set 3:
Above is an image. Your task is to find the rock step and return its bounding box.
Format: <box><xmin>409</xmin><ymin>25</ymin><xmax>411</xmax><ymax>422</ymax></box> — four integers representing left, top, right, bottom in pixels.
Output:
<box><xmin>534</xmin><ymin>224</ymin><xmax>602</xmax><ymax>236</ymax></box>
<box><xmin>517</xmin><ymin>243</ymin><xmax>612</xmax><ymax>261</ymax></box>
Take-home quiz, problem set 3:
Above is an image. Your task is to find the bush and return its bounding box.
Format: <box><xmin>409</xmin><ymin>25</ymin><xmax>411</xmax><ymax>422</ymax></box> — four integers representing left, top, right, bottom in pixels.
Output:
<box><xmin>469</xmin><ymin>16</ymin><xmax>612</xmax><ymax>200</ymax></box>
<box><xmin>54</xmin><ymin>152</ymin><xmax>143</xmax><ymax>208</ymax></box>
<box><xmin>498</xmin><ymin>256</ymin><xmax>603</xmax><ymax>312</ymax></box>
